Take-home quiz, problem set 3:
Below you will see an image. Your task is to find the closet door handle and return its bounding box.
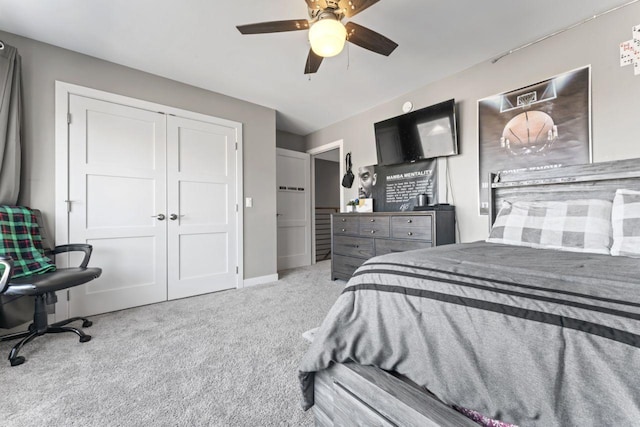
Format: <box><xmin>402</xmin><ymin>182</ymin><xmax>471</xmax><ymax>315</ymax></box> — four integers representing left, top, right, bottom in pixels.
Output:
<box><xmin>169</xmin><ymin>214</ymin><xmax>178</xmax><ymax>221</ymax></box>
<box><xmin>151</xmin><ymin>214</ymin><xmax>166</xmax><ymax>221</ymax></box>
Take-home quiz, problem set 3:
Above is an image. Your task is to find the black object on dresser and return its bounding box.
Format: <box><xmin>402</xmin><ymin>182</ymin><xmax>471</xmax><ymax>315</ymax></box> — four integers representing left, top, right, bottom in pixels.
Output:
<box><xmin>331</xmin><ymin>210</ymin><xmax>455</xmax><ymax>280</ymax></box>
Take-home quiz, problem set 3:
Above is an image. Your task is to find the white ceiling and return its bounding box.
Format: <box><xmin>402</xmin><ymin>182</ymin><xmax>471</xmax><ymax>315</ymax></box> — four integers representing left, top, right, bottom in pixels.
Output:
<box><xmin>0</xmin><ymin>0</ymin><xmax>634</xmax><ymax>135</ymax></box>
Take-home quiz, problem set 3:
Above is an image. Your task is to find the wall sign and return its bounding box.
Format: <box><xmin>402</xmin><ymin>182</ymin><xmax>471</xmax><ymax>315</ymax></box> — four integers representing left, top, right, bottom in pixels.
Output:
<box><xmin>359</xmin><ymin>160</ymin><xmax>438</xmax><ymax>212</ymax></box>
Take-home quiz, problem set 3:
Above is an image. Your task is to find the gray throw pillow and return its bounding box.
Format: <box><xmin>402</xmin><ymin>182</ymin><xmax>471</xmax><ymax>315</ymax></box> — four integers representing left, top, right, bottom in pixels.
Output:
<box><xmin>487</xmin><ymin>199</ymin><xmax>613</xmax><ymax>255</ymax></box>
<box><xmin>611</xmin><ymin>189</ymin><xmax>640</xmax><ymax>257</ymax></box>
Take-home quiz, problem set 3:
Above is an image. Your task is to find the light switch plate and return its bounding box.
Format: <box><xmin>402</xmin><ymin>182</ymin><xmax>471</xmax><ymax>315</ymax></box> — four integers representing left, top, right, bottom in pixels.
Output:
<box><xmin>245</xmin><ymin>197</ymin><xmax>253</xmax><ymax>208</ymax></box>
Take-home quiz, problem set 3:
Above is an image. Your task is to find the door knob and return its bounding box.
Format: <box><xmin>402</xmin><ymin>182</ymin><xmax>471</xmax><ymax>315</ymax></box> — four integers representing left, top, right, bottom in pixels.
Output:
<box><xmin>169</xmin><ymin>214</ymin><xmax>178</xmax><ymax>221</ymax></box>
<box><xmin>151</xmin><ymin>214</ymin><xmax>165</xmax><ymax>221</ymax></box>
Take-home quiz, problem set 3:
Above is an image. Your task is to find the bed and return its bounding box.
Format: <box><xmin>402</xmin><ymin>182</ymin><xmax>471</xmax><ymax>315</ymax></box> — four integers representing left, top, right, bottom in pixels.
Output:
<box><xmin>299</xmin><ymin>158</ymin><xmax>640</xmax><ymax>426</ymax></box>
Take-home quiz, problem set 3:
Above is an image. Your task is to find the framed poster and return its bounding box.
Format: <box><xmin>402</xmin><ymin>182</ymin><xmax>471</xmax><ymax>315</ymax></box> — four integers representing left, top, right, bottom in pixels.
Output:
<box><xmin>477</xmin><ymin>66</ymin><xmax>592</xmax><ymax>215</ymax></box>
<box><xmin>361</xmin><ymin>160</ymin><xmax>438</xmax><ymax>212</ymax></box>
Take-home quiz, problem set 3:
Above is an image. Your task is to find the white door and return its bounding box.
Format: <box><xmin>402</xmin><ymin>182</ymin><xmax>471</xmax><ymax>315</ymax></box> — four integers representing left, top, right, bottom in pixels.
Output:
<box><xmin>68</xmin><ymin>94</ymin><xmax>168</xmax><ymax>316</ymax></box>
<box><xmin>166</xmin><ymin>116</ymin><xmax>238</xmax><ymax>299</ymax></box>
<box><xmin>65</xmin><ymin>91</ymin><xmax>240</xmax><ymax>317</ymax></box>
<box><xmin>276</xmin><ymin>148</ymin><xmax>311</xmax><ymax>270</ymax></box>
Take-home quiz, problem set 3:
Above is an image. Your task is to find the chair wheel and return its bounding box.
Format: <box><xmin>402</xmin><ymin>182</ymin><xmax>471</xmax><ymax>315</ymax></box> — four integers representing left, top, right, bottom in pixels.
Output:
<box><xmin>82</xmin><ymin>320</ymin><xmax>93</xmax><ymax>328</ymax></box>
<box><xmin>79</xmin><ymin>335</ymin><xmax>92</xmax><ymax>343</ymax></box>
<box><xmin>10</xmin><ymin>356</ymin><xmax>25</xmax><ymax>366</ymax></box>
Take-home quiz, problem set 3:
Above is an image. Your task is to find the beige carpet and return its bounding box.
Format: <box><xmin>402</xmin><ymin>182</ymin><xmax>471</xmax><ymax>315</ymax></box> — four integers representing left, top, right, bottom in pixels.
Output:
<box><xmin>0</xmin><ymin>260</ymin><xmax>344</xmax><ymax>427</ymax></box>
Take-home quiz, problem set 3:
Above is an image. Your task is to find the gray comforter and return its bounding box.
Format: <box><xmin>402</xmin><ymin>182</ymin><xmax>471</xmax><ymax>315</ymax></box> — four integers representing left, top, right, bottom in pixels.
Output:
<box><xmin>299</xmin><ymin>242</ymin><xmax>640</xmax><ymax>426</ymax></box>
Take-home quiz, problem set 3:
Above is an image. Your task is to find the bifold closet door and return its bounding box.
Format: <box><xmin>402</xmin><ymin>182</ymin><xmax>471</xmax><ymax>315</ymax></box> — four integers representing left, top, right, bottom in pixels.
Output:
<box><xmin>276</xmin><ymin>148</ymin><xmax>311</xmax><ymax>270</ymax></box>
<box><xmin>166</xmin><ymin>116</ymin><xmax>238</xmax><ymax>299</ymax></box>
<box><xmin>67</xmin><ymin>94</ymin><xmax>168</xmax><ymax>317</ymax></box>
<box><xmin>65</xmin><ymin>94</ymin><xmax>238</xmax><ymax>316</ymax></box>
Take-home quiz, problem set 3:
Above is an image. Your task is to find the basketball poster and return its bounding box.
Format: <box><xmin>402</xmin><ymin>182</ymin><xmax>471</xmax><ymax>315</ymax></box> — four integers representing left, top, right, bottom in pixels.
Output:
<box><xmin>477</xmin><ymin>66</ymin><xmax>591</xmax><ymax>215</ymax></box>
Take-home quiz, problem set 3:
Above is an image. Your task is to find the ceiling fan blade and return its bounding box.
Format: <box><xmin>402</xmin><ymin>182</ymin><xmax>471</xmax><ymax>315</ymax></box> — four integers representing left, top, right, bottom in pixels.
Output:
<box><xmin>338</xmin><ymin>0</ymin><xmax>380</xmax><ymax>18</ymax></box>
<box><xmin>345</xmin><ymin>21</ymin><xmax>398</xmax><ymax>56</ymax></box>
<box><xmin>304</xmin><ymin>49</ymin><xmax>324</xmax><ymax>74</ymax></box>
<box><xmin>237</xmin><ymin>20</ymin><xmax>309</xmax><ymax>34</ymax></box>
<box><xmin>304</xmin><ymin>0</ymin><xmax>329</xmax><ymax>11</ymax></box>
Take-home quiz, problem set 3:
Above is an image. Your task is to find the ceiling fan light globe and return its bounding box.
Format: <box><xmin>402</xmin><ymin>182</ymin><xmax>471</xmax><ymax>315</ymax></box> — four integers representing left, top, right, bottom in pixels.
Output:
<box><xmin>309</xmin><ymin>18</ymin><xmax>347</xmax><ymax>58</ymax></box>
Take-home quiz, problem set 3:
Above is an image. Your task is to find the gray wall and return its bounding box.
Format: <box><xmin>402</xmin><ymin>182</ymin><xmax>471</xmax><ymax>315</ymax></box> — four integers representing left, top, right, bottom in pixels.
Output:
<box><xmin>0</xmin><ymin>30</ymin><xmax>277</xmax><ymax>280</ymax></box>
<box><xmin>276</xmin><ymin>130</ymin><xmax>306</xmax><ymax>152</ymax></box>
<box><xmin>315</xmin><ymin>159</ymin><xmax>340</xmax><ymax>208</ymax></box>
<box><xmin>306</xmin><ymin>3</ymin><xmax>640</xmax><ymax>243</ymax></box>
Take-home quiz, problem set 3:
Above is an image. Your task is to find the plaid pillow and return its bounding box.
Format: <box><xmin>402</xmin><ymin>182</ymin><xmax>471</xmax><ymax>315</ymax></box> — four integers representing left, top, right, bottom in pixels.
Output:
<box><xmin>487</xmin><ymin>199</ymin><xmax>613</xmax><ymax>254</ymax></box>
<box><xmin>611</xmin><ymin>189</ymin><xmax>640</xmax><ymax>257</ymax></box>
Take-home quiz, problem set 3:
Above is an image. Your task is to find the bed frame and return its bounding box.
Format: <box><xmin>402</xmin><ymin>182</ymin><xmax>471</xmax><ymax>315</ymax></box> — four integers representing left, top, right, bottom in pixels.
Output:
<box><xmin>312</xmin><ymin>157</ymin><xmax>640</xmax><ymax>427</ymax></box>
<box><xmin>489</xmin><ymin>157</ymin><xmax>640</xmax><ymax>225</ymax></box>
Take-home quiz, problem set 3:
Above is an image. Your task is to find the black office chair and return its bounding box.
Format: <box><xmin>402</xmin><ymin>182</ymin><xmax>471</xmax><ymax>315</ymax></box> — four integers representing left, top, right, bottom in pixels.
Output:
<box><xmin>0</xmin><ymin>210</ymin><xmax>102</xmax><ymax>366</ymax></box>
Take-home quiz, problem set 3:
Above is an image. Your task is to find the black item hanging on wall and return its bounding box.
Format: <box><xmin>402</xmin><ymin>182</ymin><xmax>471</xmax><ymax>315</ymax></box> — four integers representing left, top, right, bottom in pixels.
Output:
<box><xmin>341</xmin><ymin>152</ymin><xmax>354</xmax><ymax>188</ymax></box>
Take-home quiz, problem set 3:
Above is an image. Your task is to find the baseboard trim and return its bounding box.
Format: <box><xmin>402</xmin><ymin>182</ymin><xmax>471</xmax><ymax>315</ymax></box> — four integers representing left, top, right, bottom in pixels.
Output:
<box><xmin>242</xmin><ymin>273</ymin><xmax>279</xmax><ymax>288</ymax></box>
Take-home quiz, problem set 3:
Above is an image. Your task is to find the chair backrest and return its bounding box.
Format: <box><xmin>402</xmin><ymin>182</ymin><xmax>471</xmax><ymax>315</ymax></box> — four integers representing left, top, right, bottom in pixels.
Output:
<box><xmin>0</xmin><ymin>209</ymin><xmax>46</xmax><ymax>329</ymax></box>
<box><xmin>0</xmin><ymin>208</ymin><xmax>51</xmax><ymax>329</ymax></box>
<box><xmin>31</xmin><ymin>209</ymin><xmax>55</xmax><ymax>252</ymax></box>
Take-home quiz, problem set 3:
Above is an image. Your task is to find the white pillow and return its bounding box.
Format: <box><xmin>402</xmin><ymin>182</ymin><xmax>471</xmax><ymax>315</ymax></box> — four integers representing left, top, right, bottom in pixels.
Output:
<box><xmin>611</xmin><ymin>189</ymin><xmax>640</xmax><ymax>257</ymax></box>
<box><xmin>487</xmin><ymin>199</ymin><xmax>613</xmax><ymax>255</ymax></box>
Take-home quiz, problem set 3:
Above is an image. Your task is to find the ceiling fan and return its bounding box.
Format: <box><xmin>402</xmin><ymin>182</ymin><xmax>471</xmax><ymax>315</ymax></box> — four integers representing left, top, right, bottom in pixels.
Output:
<box><xmin>236</xmin><ymin>0</ymin><xmax>398</xmax><ymax>74</ymax></box>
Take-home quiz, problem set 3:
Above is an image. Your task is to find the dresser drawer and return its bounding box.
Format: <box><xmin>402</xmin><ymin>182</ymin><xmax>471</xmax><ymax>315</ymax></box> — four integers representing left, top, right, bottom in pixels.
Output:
<box><xmin>359</xmin><ymin>216</ymin><xmax>390</xmax><ymax>238</ymax></box>
<box><xmin>375</xmin><ymin>239</ymin><xmax>433</xmax><ymax>256</ymax></box>
<box><xmin>391</xmin><ymin>215</ymin><xmax>432</xmax><ymax>240</ymax></box>
<box><xmin>333</xmin><ymin>235</ymin><xmax>375</xmax><ymax>258</ymax></box>
<box><xmin>333</xmin><ymin>215</ymin><xmax>359</xmax><ymax>235</ymax></box>
<box><xmin>333</xmin><ymin>254</ymin><xmax>367</xmax><ymax>277</ymax></box>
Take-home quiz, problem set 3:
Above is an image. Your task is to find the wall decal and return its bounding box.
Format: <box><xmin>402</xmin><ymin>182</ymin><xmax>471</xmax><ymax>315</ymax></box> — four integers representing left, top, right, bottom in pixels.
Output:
<box><xmin>619</xmin><ymin>24</ymin><xmax>640</xmax><ymax>75</ymax></box>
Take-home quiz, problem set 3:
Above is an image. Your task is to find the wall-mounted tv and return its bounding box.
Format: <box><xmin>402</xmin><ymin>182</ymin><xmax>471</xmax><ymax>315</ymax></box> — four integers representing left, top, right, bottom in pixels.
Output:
<box><xmin>374</xmin><ymin>99</ymin><xmax>458</xmax><ymax>166</ymax></box>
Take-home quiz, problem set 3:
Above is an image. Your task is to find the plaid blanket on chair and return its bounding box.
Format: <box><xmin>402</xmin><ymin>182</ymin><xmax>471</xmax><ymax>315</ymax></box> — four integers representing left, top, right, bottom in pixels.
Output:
<box><xmin>0</xmin><ymin>206</ymin><xmax>56</xmax><ymax>278</ymax></box>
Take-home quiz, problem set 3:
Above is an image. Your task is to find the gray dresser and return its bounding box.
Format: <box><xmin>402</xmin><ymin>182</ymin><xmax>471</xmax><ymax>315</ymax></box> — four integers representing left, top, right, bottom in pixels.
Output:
<box><xmin>331</xmin><ymin>210</ymin><xmax>455</xmax><ymax>281</ymax></box>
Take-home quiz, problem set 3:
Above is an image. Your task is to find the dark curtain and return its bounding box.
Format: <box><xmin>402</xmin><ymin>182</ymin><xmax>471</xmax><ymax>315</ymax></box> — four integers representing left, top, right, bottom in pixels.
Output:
<box><xmin>0</xmin><ymin>42</ymin><xmax>22</xmax><ymax>205</ymax></box>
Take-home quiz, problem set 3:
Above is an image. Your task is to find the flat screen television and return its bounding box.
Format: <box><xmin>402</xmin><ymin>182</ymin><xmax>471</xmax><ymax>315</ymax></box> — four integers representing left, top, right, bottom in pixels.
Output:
<box><xmin>374</xmin><ymin>99</ymin><xmax>458</xmax><ymax>166</ymax></box>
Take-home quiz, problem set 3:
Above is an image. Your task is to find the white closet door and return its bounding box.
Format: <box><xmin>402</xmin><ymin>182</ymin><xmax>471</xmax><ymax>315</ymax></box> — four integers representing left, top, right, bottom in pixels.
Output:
<box><xmin>166</xmin><ymin>116</ymin><xmax>238</xmax><ymax>299</ymax></box>
<box><xmin>276</xmin><ymin>148</ymin><xmax>311</xmax><ymax>270</ymax></box>
<box><xmin>68</xmin><ymin>94</ymin><xmax>168</xmax><ymax>316</ymax></box>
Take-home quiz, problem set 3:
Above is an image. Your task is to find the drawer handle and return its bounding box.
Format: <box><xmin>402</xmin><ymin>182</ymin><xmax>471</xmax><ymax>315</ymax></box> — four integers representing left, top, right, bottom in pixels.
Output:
<box><xmin>370</xmin><ymin>219</ymin><xmax>375</xmax><ymax>222</ymax></box>
<box><xmin>407</xmin><ymin>219</ymin><xmax>412</xmax><ymax>223</ymax></box>
<box><xmin>407</xmin><ymin>232</ymin><xmax>413</xmax><ymax>236</ymax></box>
<box><xmin>371</xmin><ymin>230</ymin><xmax>376</xmax><ymax>234</ymax></box>
<box><xmin>341</xmin><ymin>218</ymin><xmax>346</xmax><ymax>222</ymax></box>
<box><xmin>341</xmin><ymin>228</ymin><xmax>346</xmax><ymax>232</ymax></box>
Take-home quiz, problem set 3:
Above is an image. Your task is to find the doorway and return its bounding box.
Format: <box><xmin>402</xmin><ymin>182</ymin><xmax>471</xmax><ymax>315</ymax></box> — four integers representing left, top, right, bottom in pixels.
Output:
<box><xmin>307</xmin><ymin>140</ymin><xmax>344</xmax><ymax>264</ymax></box>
